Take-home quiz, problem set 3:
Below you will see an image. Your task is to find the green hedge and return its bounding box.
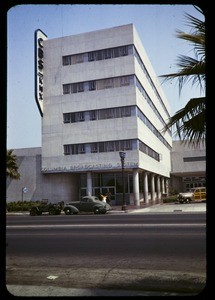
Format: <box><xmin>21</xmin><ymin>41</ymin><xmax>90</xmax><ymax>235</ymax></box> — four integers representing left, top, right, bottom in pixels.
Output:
<box><xmin>162</xmin><ymin>195</ymin><xmax>178</xmax><ymax>203</ymax></box>
<box><xmin>7</xmin><ymin>196</ymin><xmax>178</xmax><ymax>212</ymax></box>
<box><xmin>6</xmin><ymin>201</ymin><xmax>43</xmax><ymax>212</ymax></box>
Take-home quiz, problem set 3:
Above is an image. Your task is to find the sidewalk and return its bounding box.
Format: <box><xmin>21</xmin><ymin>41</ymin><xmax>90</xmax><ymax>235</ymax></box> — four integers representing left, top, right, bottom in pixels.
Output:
<box><xmin>110</xmin><ymin>202</ymin><xmax>206</xmax><ymax>214</ymax></box>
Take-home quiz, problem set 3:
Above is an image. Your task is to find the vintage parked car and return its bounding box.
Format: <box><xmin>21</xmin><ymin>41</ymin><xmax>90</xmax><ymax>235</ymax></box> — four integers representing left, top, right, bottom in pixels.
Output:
<box><xmin>29</xmin><ymin>200</ymin><xmax>62</xmax><ymax>216</ymax></box>
<box><xmin>63</xmin><ymin>196</ymin><xmax>112</xmax><ymax>215</ymax></box>
<box><xmin>177</xmin><ymin>187</ymin><xmax>206</xmax><ymax>204</ymax></box>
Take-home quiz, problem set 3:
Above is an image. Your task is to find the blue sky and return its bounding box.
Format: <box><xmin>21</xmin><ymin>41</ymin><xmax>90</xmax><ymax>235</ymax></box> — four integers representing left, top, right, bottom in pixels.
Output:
<box><xmin>7</xmin><ymin>4</ymin><xmax>204</xmax><ymax>149</ymax></box>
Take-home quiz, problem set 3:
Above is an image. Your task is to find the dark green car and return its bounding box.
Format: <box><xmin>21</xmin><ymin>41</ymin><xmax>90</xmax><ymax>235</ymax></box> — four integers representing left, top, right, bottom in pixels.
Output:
<box><xmin>29</xmin><ymin>201</ymin><xmax>62</xmax><ymax>216</ymax></box>
<box><xmin>63</xmin><ymin>196</ymin><xmax>112</xmax><ymax>215</ymax></box>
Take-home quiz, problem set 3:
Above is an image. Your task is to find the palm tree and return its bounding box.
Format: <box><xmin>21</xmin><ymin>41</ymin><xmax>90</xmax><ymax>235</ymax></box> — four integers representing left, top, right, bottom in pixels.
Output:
<box><xmin>6</xmin><ymin>149</ymin><xmax>20</xmax><ymax>179</ymax></box>
<box><xmin>160</xmin><ymin>6</ymin><xmax>205</xmax><ymax>146</ymax></box>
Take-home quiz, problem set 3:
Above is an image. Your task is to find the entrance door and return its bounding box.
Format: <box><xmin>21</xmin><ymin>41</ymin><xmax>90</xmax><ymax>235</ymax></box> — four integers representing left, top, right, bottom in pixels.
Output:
<box><xmin>108</xmin><ymin>187</ymin><xmax>116</xmax><ymax>204</ymax></box>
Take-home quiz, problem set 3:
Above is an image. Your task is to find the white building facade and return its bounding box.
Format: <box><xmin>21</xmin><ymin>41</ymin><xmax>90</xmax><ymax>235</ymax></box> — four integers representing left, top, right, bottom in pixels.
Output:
<box><xmin>33</xmin><ymin>24</ymin><xmax>172</xmax><ymax>205</ymax></box>
<box><xmin>170</xmin><ymin>140</ymin><xmax>206</xmax><ymax>193</ymax></box>
<box><xmin>6</xmin><ymin>140</ymin><xmax>206</xmax><ymax>203</ymax></box>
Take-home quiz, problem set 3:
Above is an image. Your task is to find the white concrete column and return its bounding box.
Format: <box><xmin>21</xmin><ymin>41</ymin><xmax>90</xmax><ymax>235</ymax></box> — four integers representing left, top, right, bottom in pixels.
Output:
<box><xmin>161</xmin><ymin>177</ymin><xmax>165</xmax><ymax>195</ymax></box>
<box><xmin>151</xmin><ymin>173</ymin><xmax>155</xmax><ymax>201</ymax></box>
<box><xmin>156</xmin><ymin>175</ymin><xmax>161</xmax><ymax>200</ymax></box>
<box><xmin>87</xmin><ymin>172</ymin><xmax>92</xmax><ymax>196</ymax></box>
<box><xmin>133</xmin><ymin>169</ymin><xmax>140</xmax><ymax>206</ymax></box>
<box><xmin>143</xmin><ymin>172</ymin><xmax>149</xmax><ymax>204</ymax></box>
<box><xmin>165</xmin><ymin>178</ymin><xmax>169</xmax><ymax>195</ymax></box>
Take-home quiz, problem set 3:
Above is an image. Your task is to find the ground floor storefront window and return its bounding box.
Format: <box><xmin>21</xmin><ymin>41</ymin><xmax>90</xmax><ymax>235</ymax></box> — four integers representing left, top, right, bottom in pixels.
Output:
<box><xmin>183</xmin><ymin>176</ymin><xmax>206</xmax><ymax>191</ymax></box>
<box><xmin>80</xmin><ymin>172</ymin><xmax>145</xmax><ymax>205</ymax></box>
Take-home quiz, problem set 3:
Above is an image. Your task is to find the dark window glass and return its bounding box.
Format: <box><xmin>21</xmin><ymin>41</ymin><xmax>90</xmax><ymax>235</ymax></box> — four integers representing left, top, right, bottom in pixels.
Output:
<box><xmin>89</xmin><ymin>81</ymin><xmax>96</xmax><ymax>90</ymax></box>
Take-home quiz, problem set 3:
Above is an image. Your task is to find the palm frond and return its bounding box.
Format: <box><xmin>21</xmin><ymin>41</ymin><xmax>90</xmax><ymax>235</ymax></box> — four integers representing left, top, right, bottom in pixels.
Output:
<box><xmin>159</xmin><ymin>6</ymin><xmax>206</xmax><ymax>146</ymax></box>
<box><xmin>183</xmin><ymin>10</ymin><xmax>205</xmax><ymax>33</ymax></box>
<box><xmin>161</xmin><ymin>97</ymin><xmax>206</xmax><ymax>146</ymax></box>
<box><xmin>160</xmin><ymin>55</ymin><xmax>205</xmax><ymax>94</ymax></box>
<box><xmin>176</xmin><ymin>30</ymin><xmax>205</xmax><ymax>60</ymax></box>
<box><xmin>6</xmin><ymin>149</ymin><xmax>21</xmax><ymax>179</ymax></box>
<box><xmin>159</xmin><ymin>7</ymin><xmax>205</xmax><ymax>96</ymax></box>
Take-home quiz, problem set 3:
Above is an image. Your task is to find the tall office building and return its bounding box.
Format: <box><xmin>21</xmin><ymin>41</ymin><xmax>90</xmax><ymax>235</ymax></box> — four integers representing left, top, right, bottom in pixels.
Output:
<box><xmin>35</xmin><ymin>24</ymin><xmax>172</xmax><ymax>205</ymax></box>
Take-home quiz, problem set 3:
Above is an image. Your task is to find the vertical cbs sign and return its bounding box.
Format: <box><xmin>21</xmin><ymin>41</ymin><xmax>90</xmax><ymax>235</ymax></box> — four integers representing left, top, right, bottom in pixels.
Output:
<box><xmin>35</xmin><ymin>29</ymin><xmax>47</xmax><ymax>117</ymax></box>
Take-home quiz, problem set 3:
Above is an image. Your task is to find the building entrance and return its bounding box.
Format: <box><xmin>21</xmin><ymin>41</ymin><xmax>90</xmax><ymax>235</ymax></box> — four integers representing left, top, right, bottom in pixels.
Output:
<box><xmin>93</xmin><ymin>187</ymin><xmax>116</xmax><ymax>204</ymax></box>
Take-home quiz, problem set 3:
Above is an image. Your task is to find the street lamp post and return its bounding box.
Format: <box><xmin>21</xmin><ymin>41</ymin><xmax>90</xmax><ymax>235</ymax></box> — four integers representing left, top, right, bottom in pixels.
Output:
<box><xmin>119</xmin><ymin>151</ymin><xmax>126</xmax><ymax>211</ymax></box>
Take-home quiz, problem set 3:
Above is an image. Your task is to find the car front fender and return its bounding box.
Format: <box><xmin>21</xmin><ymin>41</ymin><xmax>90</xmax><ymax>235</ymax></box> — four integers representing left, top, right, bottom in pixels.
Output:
<box><xmin>63</xmin><ymin>205</ymin><xmax>79</xmax><ymax>214</ymax></box>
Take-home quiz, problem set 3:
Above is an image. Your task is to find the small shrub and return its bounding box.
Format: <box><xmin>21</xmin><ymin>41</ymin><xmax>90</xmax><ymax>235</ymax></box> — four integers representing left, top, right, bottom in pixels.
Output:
<box><xmin>162</xmin><ymin>195</ymin><xmax>178</xmax><ymax>203</ymax></box>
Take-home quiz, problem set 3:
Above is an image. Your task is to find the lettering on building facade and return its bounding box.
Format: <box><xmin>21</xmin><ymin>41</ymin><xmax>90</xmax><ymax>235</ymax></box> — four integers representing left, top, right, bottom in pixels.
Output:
<box><xmin>35</xmin><ymin>29</ymin><xmax>47</xmax><ymax>117</ymax></box>
<box><xmin>42</xmin><ymin>162</ymin><xmax>139</xmax><ymax>173</ymax></box>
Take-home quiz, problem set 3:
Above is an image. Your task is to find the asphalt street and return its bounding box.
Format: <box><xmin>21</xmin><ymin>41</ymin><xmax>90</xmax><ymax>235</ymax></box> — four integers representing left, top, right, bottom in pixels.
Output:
<box><xmin>5</xmin><ymin>204</ymin><xmax>207</xmax><ymax>297</ymax></box>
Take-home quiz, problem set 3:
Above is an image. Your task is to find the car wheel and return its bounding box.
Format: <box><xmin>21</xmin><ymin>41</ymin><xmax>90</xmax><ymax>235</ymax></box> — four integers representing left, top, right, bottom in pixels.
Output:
<box><xmin>30</xmin><ymin>209</ymin><xmax>37</xmax><ymax>216</ymax></box>
<box><xmin>94</xmin><ymin>207</ymin><xmax>100</xmax><ymax>214</ymax></box>
<box><xmin>185</xmin><ymin>198</ymin><xmax>190</xmax><ymax>204</ymax></box>
<box><xmin>64</xmin><ymin>208</ymin><xmax>72</xmax><ymax>215</ymax></box>
<box><xmin>49</xmin><ymin>208</ymin><xmax>56</xmax><ymax>215</ymax></box>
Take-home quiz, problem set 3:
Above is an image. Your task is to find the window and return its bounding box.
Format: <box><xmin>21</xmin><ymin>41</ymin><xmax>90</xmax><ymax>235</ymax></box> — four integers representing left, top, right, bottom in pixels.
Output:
<box><xmin>97</xmin><ymin>50</ymin><xmax>103</xmax><ymax>60</ymax></box>
<box><xmin>89</xmin><ymin>81</ymin><xmax>96</xmax><ymax>91</ymax></box>
<box><xmin>91</xmin><ymin>143</ymin><xmax>98</xmax><ymax>153</ymax></box>
<box><xmin>119</xmin><ymin>46</ymin><xmax>128</xmax><ymax>56</ymax></box>
<box><xmin>75</xmin><ymin>54</ymin><xmax>83</xmax><ymax>64</ymax></box>
<box><xmin>104</xmin><ymin>49</ymin><xmax>112</xmax><ymax>59</ymax></box>
<box><xmin>63</xmin><ymin>84</ymin><xmax>70</xmax><ymax>94</ymax></box>
<box><xmin>103</xmin><ymin>78</ymin><xmax>114</xmax><ymax>89</ymax></box>
<box><xmin>122</xmin><ymin>107</ymin><xmax>131</xmax><ymax>117</ymax></box>
<box><xmin>139</xmin><ymin>142</ymin><xmax>147</xmax><ymax>153</ymax></box>
<box><xmin>88</xmin><ymin>52</ymin><xmax>95</xmax><ymax>62</ymax></box>
<box><xmin>71</xmin><ymin>83</ymin><xmax>78</xmax><ymax>93</ymax></box>
<box><xmin>64</xmin><ymin>145</ymin><xmax>71</xmax><ymax>155</ymax></box>
<box><xmin>64</xmin><ymin>139</ymin><xmax>135</xmax><ymax>156</ymax></box>
<box><xmin>113</xmin><ymin>48</ymin><xmax>120</xmax><ymax>58</ymax></box>
<box><xmin>98</xmin><ymin>109</ymin><xmax>106</xmax><ymax>120</ymax></box>
<box><xmin>62</xmin><ymin>56</ymin><xmax>71</xmax><ymax>66</ymax></box>
<box><xmin>120</xmin><ymin>76</ymin><xmax>130</xmax><ymax>86</ymax></box>
<box><xmin>81</xmin><ymin>198</ymin><xmax>88</xmax><ymax>203</ymax></box>
<box><xmin>63</xmin><ymin>113</ymin><xmax>71</xmax><ymax>123</ymax></box>
<box><xmin>70</xmin><ymin>113</ymin><xmax>76</xmax><ymax>123</ymax></box>
<box><xmin>63</xmin><ymin>45</ymin><xmax>132</xmax><ymax>66</ymax></box>
<box><xmin>63</xmin><ymin>75</ymin><xmax>135</xmax><ymax>95</ymax></box>
<box><xmin>89</xmin><ymin>110</ymin><xmax>97</xmax><ymax>120</ymax></box>
<box><xmin>123</xmin><ymin>140</ymin><xmax>132</xmax><ymax>150</ymax></box>
<box><xmin>106</xmin><ymin>108</ymin><xmax>115</xmax><ymax>119</ymax></box>
<box><xmin>99</xmin><ymin>142</ymin><xmax>105</xmax><ymax>153</ymax></box>
<box><xmin>75</xmin><ymin>112</ymin><xmax>85</xmax><ymax>122</ymax></box>
<box><xmin>107</xmin><ymin>141</ymin><xmax>115</xmax><ymax>152</ymax></box>
<box><xmin>63</xmin><ymin>106</ymin><xmax>133</xmax><ymax>125</ymax></box>
<box><xmin>77</xmin><ymin>82</ymin><xmax>84</xmax><ymax>92</ymax></box>
<box><xmin>183</xmin><ymin>156</ymin><xmax>206</xmax><ymax>162</ymax></box>
<box><xmin>78</xmin><ymin>144</ymin><xmax>85</xmax><ymax>154</ymax></box>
